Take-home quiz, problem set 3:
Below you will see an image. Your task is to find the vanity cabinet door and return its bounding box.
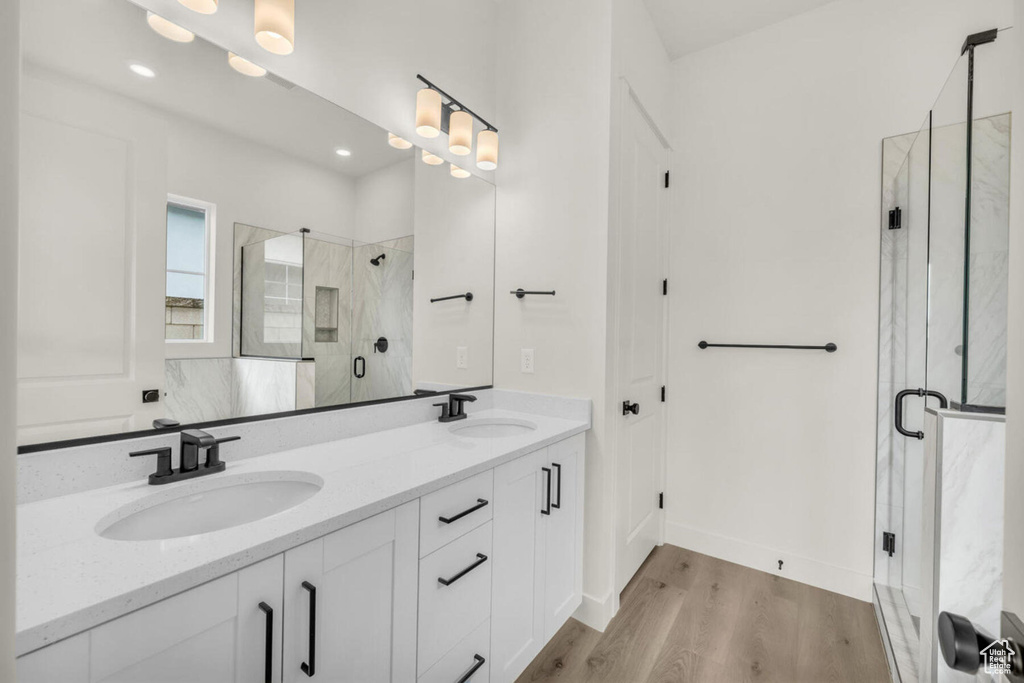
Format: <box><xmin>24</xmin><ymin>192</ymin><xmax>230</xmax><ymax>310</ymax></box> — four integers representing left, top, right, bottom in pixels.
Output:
<box><xmin>282</xmin><ymin>502</ymin><xmax>418</xmax><ymax>683</ymax></box>
<box><xmin>489</xmin><ymin>449</ymin><xmax>547</xmax><ymax>683</ymax></box>
<box><xmin>542</xmin><ymin>434</ymin><xmax>584</xmax><ymax>640</ymax></box>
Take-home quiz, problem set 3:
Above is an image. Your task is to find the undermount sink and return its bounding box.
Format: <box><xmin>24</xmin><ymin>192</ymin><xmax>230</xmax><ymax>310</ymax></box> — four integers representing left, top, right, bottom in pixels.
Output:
<box><xmin>97</xmin><ymin>471</ymin><xmax>323</xmax><ymax>541</ymax></box>
<box><xmin>449</xmin><ymin>418</ymin><xmax>538</xmax><ymax>439</ymax></box>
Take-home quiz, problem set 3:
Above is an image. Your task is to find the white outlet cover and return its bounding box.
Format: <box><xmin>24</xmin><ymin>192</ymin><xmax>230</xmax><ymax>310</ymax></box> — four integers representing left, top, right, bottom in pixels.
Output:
<box><xmin>521</xmin><ymin>348</ymin><xmax>534</xmax><ymax>374</ymax></box>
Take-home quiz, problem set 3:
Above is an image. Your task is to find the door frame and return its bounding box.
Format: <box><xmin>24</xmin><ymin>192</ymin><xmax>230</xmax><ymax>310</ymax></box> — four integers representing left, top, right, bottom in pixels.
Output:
<box><xmin>606</xmin><ymin>78</ymin><xmax>672</xmax><ymax>611</ymax></box>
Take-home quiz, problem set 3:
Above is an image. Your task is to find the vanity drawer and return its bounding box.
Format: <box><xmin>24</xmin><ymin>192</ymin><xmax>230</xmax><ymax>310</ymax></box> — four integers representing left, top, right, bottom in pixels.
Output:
<box><xmin>420</xmin><ymin>470</ymin><xmax>494</xmax><ymax>557</ymax></box>
<box><xmin>419</xmin><ymin>618</ymin><xmax>490</xmax><ymax>683</ymax></box>
<box><xmin>418</xmin><ymin>521</ymin><xmax>493</xmax><ymax>675</ymax></box>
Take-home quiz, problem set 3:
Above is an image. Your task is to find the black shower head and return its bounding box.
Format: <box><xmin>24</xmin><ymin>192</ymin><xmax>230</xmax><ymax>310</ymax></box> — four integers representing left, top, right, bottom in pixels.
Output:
<box><xmin>370</xmin><ymin>253</ymin><xmax>386</xmax><ymax>266</ymax></box>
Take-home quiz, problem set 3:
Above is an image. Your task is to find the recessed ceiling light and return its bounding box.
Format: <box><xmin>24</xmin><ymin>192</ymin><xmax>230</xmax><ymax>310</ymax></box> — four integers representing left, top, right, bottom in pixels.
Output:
<box><xmin>146</xmin><ymin>12</ymin><xmax>195</xmax><ymax>43</ymax></box>
<box><xmin>129</xmin><ymin>63</ymin><xmax>157</xmax><ymax>78</ymax></box>
<box><xmin>335</xmin><ymin>148</ymin><xmax>352</xmax><ymax>157</ymax></box>
<box><xmin>228</xmin><ymin>52</ymin><xmax>267</xmax><ymax>78</ymax></box>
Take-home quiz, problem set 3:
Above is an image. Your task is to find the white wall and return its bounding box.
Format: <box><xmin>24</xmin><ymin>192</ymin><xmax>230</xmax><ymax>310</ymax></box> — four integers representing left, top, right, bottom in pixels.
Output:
<box><xmin>1005</xmin><ymin>0</ymin><xmax>1024</xmax><ymax>625</ymax></box>
<box><xmin>666</xmin><ymin>0</ymin><xmax>1014</xmax><ymax>600</ymax></box>
<box><xmin>0</xmin><ymin>0</ymin><xmax>17</xmax><ymax>675</ymax></box>
<box><xmin>353</xmin><ymin>159</ymin><xmax>414</xmax><ymax>245</ymax></box>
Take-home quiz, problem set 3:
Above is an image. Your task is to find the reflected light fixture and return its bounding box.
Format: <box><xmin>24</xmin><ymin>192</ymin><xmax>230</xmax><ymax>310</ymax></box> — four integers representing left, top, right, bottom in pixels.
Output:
<box><xmin>129</xmin><ymin>63</ymin><xmax>157</xmax><ymax>78</ymax></box>
<box><xmin>228</xmin><ymin>52</ymin><xmax>267</xmax><ymax>77</ymax></box>
<box><xmin>421</xmin><ymin>149</ymin><xmax>444</xmax><ymax>166</ymax></box>
<box><xmin>388</xmin><ymin>132</ymin><xmax>412</xmax><ymax>150</ymax></box>
<box><xmin>147</xmin><ymin>12</ymin><xmax>195</xmax><ymax>42</ymax></box>
<box><xmin>450</xmin><ymin>164</ymin><xmax>470</xmax><ymax>179</ymax></box>
<box><xmin>255</xmin><ymin>0</ymin><xmax>295</xmax><ymax>55</ymax></box>
<box><xmin>178</xmin><ymin>0</ymin><xmax>218</xmax><ymax>14</ymax></box>
<box><xmin>448</xmin><ymin>110</ymin><xmax>473</xmax><ymax>156</ymax></box>
<box><xmin>476</xmin><ymin>129</ymin><xmax>499</xmax><ymax>171</ymax></box>
<box><xmin>415</xmin><ymin>88</ymin><xmax>442</xmax><ymax>138</ymax></box>
<box><xmin>335</xmin><ymin>148</ymin><xmax>352</xmax><ymax>157</ymax></box>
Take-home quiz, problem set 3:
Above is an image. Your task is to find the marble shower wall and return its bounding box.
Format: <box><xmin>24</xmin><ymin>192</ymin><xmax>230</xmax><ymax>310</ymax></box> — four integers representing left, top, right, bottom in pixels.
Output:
<box><xmin>302</xmin><ymin>237</ymin><xmax>353</xmax><ymax>407</ymax></box>
<box><xmin>351</xmin><ymin>237</ymin><xmax>414</xmax><ymax>402</ymax></box>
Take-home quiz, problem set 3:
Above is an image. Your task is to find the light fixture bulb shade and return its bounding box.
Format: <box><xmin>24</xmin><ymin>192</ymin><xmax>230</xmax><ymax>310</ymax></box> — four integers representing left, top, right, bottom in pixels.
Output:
<box><xmin>415</xmin><ymin>88</ymin><xmax>442</xmax><ymax>138</ymax></box>
<box><xmin>228</xmin><ymin>52</ymin><xmax>267</xmax><ymax>77</ymax></box>
<box><xmin>255</xmin><ymin>0</ymin><xmax>295</xmax><ymax>55</ymax></box>
<box><xmin>476</xmin><ymin>130</ymin><xmax>499</xmax><ymax>170</ymax></box>
<box><xmin>450</xmin><ymin>164</ymin><xmax>470</xmax><ymax>179</ymax></box>
<box><xmin>388</xmin><ymin>132</ymin><xmax>412</xmax><ymax>150</ymax></box>
<box><xmin>449</xmin><ymin>110</ymin><xmax>473</xmax><ymax>156</ymax></box>
<box><xmin>147</xmin><ymin>12</ymin><xmax>195</xmax><ymax>42</ymax></box>
<box><xmin>178</xmin><ymin>0</ymin><xmax>218</xmax><ymax>14</ymax></box>
<box><xmin>421</xmin><ymin>149</ymin><xmax>444</xmax><ymax>166</ymax></box>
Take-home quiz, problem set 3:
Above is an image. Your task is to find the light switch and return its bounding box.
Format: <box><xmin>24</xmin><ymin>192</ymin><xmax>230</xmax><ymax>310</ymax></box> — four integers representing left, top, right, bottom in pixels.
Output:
<box><xmin>456</xmin><ymin>346</ymin><xmax>468</xmax><ymax>369</ymax></box>
<box><xmin>521</xmin><ymin>348</ymin><xmax>534</xmax><ymax>374</ymax></box>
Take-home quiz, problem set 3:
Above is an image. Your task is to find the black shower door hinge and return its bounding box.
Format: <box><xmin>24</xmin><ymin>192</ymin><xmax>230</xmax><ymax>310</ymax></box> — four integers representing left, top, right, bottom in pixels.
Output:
<box><xmin>664</xmin><ymin>171</ymin><xmax>670</xmax><ymax>188</ymax></box>
<box><xmin>662</xmin><ymin>279</ymin><xmax>668</xmax><ymax>295</ymax></box>
<box><xmin>882</xmin><ymin>531</ymin><xmax>896</xmax><ymax>557</ymax></box>
<box><xmin>658</xmin><ymin>492</ymin><xmax>664</xmax><ymax>509</ymax></box>
<box><xmin>661</xmin><ymin>386</ymin><xmax>666</xmax><ymax>402</ymax></box>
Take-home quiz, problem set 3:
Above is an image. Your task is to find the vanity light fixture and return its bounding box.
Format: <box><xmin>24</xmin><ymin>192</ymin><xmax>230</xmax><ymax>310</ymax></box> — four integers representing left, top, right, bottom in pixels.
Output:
<box><xmin>255</xmin><ymin>0</ymin><xmax>295</xmax><ymax>55</ymax></box>
<box><xmin>414</xmin><ymin>74</ymin><xmax>499</xmax><ymax>170</ymax></box>
<box><xmin>335</xmin><ymin>148</ymin><xmax>352</xmax><ymax>157</ymax></box>
<box><xmin>129</xmin><ymin>63</ymin><xmax>157</xmax><ymax>78</ymax></box>
<box><xmin>450</xmin><ymin>164</ymin><xmax>470</xmax><ymax>179</ymax></box>
<box><xmin>146</xmin><ymin>12</ymin><xmax>195</xmax><ymax>43</ymax></box>
<box><xmin>388</xmin><ymin>132</ymin><xmax>412</xmax><ymax>150</ymax></box>
<box><xmin>421</xmin><ymin>149</ymin><xmax>444</xmax><ymax>166</ymax></box>
<box><xmin>228</xmin><ymin>52</ymin><xmax>267</xmax><ymax>77</ymax></box>
<box><xmin>178</xmin><ymin>0</ymin><xmax>218</xmax><ymax>14</ymax></box>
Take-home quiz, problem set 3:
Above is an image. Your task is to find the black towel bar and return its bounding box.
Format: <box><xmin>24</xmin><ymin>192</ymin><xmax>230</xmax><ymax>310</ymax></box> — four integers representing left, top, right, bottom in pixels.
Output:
<box><xmin>431</xmin><ymin>292</ymin><xmax>473</xmax><ymax>303</ymax></box>
<box><xmin>698</xmin><ymin>341</ymin><xmax>837</xmax><ymax>353</ymax></box>
<box><xmin>512</xmin><ymin>289</ymin><xmax>556</xmax><ymax>299</ymax></box>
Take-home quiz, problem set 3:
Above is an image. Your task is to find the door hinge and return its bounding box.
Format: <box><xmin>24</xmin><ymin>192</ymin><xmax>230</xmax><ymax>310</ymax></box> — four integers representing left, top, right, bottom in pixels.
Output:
<box><xmin>664</xmin><ymin>171</ymin><xmax>670</xmax><ymax>188</ymax></box>
<box><xmin>658</xmin><ymin>492</ymin><xmax>664</xmax><ymax>509</ymax></box>
<box><xmin>662</xmin><ymin>279</ymin><xmax>668</xmax><ymax>295</ymax></box>
<box><xmin>882</xmin><ymin>531</ymin><xmax>896</xmax><ymax>557</ymax></box>
<box><xmin>661</xmin><ymin>386</ymin><xmax>666</xmax><ymax>402</ymax></box>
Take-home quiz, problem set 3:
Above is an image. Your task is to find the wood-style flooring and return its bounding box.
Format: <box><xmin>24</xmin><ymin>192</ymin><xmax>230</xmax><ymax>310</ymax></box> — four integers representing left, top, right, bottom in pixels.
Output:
<box><xmin>516</xmin><ymin>544</ymin><xmax>891</xmax><ymax>683</ymax></box>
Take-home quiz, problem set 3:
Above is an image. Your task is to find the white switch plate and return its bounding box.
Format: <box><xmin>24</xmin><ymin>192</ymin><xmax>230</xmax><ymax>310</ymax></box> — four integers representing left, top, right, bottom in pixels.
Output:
<box><xmin>456</xmin><ymin>346</ymin><xmax>468</xmax><ymax>369</ymax></box>
<box><xmin>521</xmin><ymin>348</ymin><xmax>534</xmax><ymax>374</ymax></box>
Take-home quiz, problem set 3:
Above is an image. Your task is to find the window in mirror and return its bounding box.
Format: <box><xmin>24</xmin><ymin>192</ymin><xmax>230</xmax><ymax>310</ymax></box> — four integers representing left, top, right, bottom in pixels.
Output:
<box><xmin>165</xmin><ymin>197</ymin><xmax>214</xmax><ymax>342</ymax></box>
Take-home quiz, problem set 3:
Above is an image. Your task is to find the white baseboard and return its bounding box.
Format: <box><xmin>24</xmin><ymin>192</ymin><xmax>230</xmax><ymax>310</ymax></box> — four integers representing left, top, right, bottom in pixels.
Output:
<box><xmin>665</xmin><ymin>521</ymin><xmax>873</xmax><ymax>602</ymax></box>
<box><xmin>573</xmin><ymin>590</ymin><xmax>616</xmax><ymax>632</ymax></box>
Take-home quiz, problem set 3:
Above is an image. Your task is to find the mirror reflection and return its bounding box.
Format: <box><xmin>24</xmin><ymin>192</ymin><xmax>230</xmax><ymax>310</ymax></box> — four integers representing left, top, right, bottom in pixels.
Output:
<box><xmin>17</xmin><ymin>0</ymin><xmax>495</xmax><ymax>446</ymax></box>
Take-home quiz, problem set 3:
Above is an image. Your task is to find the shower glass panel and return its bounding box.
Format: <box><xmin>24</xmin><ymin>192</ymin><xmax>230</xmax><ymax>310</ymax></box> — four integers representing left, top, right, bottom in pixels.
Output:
<box><xmin>301</xmin><ymin>231</ymin><xmax>355</xmax><ymax>407</ymax></box>
<box><xmin>240</xmin><ymin>232</ymin><xmax>305</xmax><ymax>359</ymax></box>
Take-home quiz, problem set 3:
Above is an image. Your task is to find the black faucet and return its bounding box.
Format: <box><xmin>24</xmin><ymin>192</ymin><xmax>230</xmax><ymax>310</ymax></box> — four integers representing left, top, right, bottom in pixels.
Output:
<box><xmin>130</xmin><ymin>429</ymin><xmax>240</xmax><ymax>485</ymax></box>
<box><xmin>434</xmin><ymin>393</ymin><xmax>477</xmax><ymax>423</ymax></box>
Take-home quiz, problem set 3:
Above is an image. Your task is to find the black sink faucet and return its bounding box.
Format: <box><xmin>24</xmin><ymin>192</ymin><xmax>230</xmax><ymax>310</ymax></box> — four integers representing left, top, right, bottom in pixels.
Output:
<box><xmin>434</xmin><ymin>393</ymin><xmax>477</xmax><ymax>423</ymax></box>
<box><xmin>130</xmin><ymin>429</ymin><xmax>240</xmax><ymax>485</ymax></box>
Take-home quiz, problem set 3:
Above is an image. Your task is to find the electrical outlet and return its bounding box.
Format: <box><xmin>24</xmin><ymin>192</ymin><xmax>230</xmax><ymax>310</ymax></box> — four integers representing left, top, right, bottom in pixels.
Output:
<box><xmin>456</xmin><ymin>346</ymin><xmax>468</xmax><ymax>369</ymax></box>
<box><xmin>521</xmin><ymin>348</ymin><xmax>534</xmax><ymax>374</ymax></box>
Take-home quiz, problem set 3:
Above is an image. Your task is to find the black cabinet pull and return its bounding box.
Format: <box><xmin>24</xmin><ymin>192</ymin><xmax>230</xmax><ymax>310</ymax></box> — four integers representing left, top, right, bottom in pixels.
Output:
<box><xmin>300</xmin><ymin>581</ymin><xmax>316</xmax><ymax>677</ymax></box>
<box><xmin>353</xmin><ymin>356</ymin><xmax>366</xmax><ymax>379</ymax></box>
<box><xmin>456</xmin><ymin>654</ymin><xmax>486</xmax><ymax>683</ymax></box>
<box><xmin>439</xmin><ymin>499</ymin><xmax>489</xmax><ymax>524</ymax></box>
<box><xmin>438</xmin><ymin>553</ymin><xmax>488</xmax><ymax>586</ymax></box>
<box><xmin>551</xmin><ymin>463</ymin><xmax>562</xmax><ymax>509</ymax></box>
<box><xmin>541</xmin><ymin>467</ymin><xmax>552</xmax><ymax>515</ymax></box>
<box><xmin>258</xmin><ymin>602</ymin><xmax>273</xmax><ymax>683</ymax></box>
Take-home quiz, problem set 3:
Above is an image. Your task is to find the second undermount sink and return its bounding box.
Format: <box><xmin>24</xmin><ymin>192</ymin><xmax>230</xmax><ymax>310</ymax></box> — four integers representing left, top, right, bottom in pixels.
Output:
<box><xmin>97</xmin><ymin>471</ymin><xmax>323</xmax><ymax>541</ymax></box>
<box><xmin>449</xmin><ymin>417</ymin><xmax>538</xmax><ymax>439</ymax></box>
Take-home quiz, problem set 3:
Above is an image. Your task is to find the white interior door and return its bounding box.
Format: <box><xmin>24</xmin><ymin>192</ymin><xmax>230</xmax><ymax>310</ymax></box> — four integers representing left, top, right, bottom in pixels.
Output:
<box><xmin>17</xmin><ymin>74</ymin><xmax>167</xmax><ymax>444</ymax></box>
<box><xmin>614</xmin><ymin>90</ymin><xmax>669</xmax><ymax>593</ymax></box>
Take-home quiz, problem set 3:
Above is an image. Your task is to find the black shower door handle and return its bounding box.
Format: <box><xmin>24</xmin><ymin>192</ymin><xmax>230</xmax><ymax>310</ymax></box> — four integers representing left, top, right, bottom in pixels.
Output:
<box><xmin>354</xmin><ymin>356</ymin><xmax>366</xmax><ymax>379</ymax></box>
<box><xmin>895</xmin><ymin>388</ymin><xmax>949</xmax><ymax>440</ymax></box>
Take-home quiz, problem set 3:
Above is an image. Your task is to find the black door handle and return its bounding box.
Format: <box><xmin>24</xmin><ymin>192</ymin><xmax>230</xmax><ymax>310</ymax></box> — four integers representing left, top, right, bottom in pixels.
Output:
<box><xmin>300</xmin><ymin>581</ymin><xmax>316</xmax><ymax>677</ymax></box>
<box><xmin>622</xmin><ymin>400</ymin><xmax>640</xmax><ymax>416</ymax></box>
<box><xmin>541</xmin><ymin>467</ymin><xmax>552</xmax><ymax>515</ymax></box>
<box><xmin>258</xmin><ymin>602</ymin><xmax>273</xmax><ymax>683</ymax></box>
<box><xmin>439</xmin><ymin>499</ymin><xmax>489</xmax><ymax>524</ymax></box>
<box><xmin>551</xmin><ymin>463</ymin><xmax>562</xmax><ymax>509</ymax></box>
<box><xmin>456</xmin><ymin>654</ymin><xmax>486</xmax><ymax>683</ymax></box>
<box><xmin>895</xmin><ymin>388</ymin><xmax>949</xmax><ymax>440</ymax></box>
<box><xmin>353</xmin><ymin>356</ymin><xmax>366</xmax><ymax>379</ymax></box>
<box><xmin>438</xmin><ymin>553</ymin><xmax>488</xmax><ymax>586</ymax></box>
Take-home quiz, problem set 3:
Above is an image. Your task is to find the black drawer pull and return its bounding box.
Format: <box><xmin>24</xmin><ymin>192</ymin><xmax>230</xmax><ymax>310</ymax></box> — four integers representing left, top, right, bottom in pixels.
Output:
<box><xmin>456</xmin><ymin>654</ymin><xmax>486</xmax><ymax>683</ymax></box>
<box><xmin>439</xmin><ymin>499</ymin><xmax>489</xmax><ymax>524</ymax></box>
<box><xmin>438</xmin><ymin>553</ymin><xmax>488</xmax><ymax>586</ymax></box>
<box><xmin>300</xmin><ymin>581</ymin><xmax>316</xmax><ymax>677</ymax></box>
<box><xmin>541</xmin><ymin>467</ymin><xmax>552</xmax><ymax>515</ymax></box>
<box><xmin>551</xmin><ymin>463</ymin><xmax>562</xmax><ymax>509</ymax></box>
<box><xmin>258</xmin><ymin>602</ymin><xmax>273</xmax><ymax>683</ymax></box>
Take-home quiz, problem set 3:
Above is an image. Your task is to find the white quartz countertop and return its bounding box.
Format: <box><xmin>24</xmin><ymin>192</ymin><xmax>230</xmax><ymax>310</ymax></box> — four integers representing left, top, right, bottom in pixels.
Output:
<box><xmin>16</xmin><ymin>408</ymin><xmax>589</xmax><ymax>655</ymax></box>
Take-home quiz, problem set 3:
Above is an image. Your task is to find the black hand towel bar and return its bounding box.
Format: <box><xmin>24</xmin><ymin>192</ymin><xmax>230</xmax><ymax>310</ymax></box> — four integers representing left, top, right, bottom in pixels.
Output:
<box><xmin>431</xmin><ymin>292</ymin><xmax>473</xmax><ymax>303</ymax></box>
<box><xmin>698</xmin><ymin>341</ymin><xmax>838</xmax><ymax>353</ymax></box>
<box><xmin>512</xmin><ymin>289</ymin><xmax>556</xmax><ymax>299</ymax></box>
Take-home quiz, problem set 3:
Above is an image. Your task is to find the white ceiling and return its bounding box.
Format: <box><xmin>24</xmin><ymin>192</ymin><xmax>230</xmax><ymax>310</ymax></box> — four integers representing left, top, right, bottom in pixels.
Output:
<box><xmin>642</xmin><ymin>0</ymin><xmax>836</xmax><ymax>60</ymax></box>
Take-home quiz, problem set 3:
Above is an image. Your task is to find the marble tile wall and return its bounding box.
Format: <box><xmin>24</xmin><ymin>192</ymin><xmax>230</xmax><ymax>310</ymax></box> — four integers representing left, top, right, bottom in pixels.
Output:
<box><xmin>164</xmin><ymin>358</ymin><xmax>234</xmax><ymax>425</ymax></box>
<box><xmin>301</xmin><ymin>236</ymin><xmax>353</xmax><ymax>407</ymax></box>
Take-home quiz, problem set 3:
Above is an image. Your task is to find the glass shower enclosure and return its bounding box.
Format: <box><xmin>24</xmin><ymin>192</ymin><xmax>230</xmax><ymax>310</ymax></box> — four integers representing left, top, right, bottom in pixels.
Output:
<box><xmin>874</xmin><ymin>29</ymin><xmax>1011</xmax><ymax>682</ymax></box>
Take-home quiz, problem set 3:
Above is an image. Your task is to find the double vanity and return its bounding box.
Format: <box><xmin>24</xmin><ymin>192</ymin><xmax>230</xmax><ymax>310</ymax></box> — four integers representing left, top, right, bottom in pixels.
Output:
<box><xmin>16</xmin><ymin>390</ymin><xmax>590</xmax><ymax>683</ymax></box>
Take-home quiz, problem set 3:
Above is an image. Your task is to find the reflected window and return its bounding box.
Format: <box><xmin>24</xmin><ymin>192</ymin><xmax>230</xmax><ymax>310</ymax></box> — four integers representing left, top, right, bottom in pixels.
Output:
<box><xmin>165</xmin><ymin>197</ymin><xmax>215</xmax><ymax>342</ymax></box>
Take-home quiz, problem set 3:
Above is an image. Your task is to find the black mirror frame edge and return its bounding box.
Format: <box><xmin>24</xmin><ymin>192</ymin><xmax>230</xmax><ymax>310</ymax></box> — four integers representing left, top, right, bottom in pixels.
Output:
<box><xmin>16</xmin><ymin>385</ymin><xmax>494</xmax><ymax>454</ymax></box>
